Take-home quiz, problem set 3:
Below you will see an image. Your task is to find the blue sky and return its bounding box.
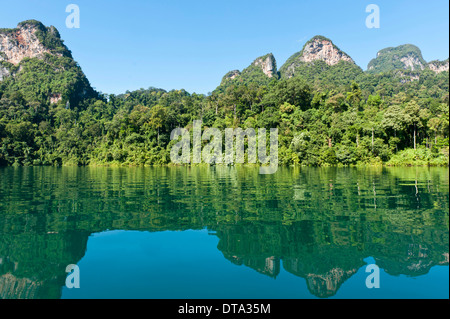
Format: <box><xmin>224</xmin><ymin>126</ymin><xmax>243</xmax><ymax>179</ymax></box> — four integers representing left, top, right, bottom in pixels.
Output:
<box><xmin>0</xmin><ymin>0</ymin><xmax>448</xmax><ymax>95</ymax></box>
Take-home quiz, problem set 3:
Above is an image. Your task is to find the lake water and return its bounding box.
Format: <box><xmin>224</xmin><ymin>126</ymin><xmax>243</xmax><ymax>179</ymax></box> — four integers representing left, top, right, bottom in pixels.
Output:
<box><xmin>0</xmin><ymin>166</ymin><xmax>448</xmax><ymax>299</ymax></box>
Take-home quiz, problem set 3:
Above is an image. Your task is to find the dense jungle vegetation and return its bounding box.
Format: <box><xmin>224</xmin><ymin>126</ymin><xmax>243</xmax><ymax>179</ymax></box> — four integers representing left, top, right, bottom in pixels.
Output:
<box><xmin>0</xmin><ymin>24</ymin><xmax>448</xmax><ymax>167</ymax></box>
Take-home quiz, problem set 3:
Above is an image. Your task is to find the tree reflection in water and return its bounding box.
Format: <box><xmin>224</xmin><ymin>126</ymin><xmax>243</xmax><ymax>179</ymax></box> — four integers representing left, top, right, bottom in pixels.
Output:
<box><xmin>0</xmin><ymin>166</ymin><xmax>448</xmax><ymax>298</ymax></box>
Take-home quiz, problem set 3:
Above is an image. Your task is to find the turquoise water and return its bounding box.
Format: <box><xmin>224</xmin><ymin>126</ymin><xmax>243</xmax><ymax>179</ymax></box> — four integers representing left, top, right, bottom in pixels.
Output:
<box><xmin>0</xmin><ymin>166</ymin><xmax>448</xmax><ymax>299</ymax></box>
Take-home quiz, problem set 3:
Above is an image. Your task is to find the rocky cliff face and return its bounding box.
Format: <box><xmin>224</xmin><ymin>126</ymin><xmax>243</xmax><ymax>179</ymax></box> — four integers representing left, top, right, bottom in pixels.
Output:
<box><xmin>299</xmin><ymin>36</ymin><xmax>354</xmax><ymax>66</ymax></box>
<box><xmin>252</xmin><ymin>53</ymin><xmax>277</xmax><ymax>78</ymax></box>
<box><xmin>221</xmin><ymin>69</ymin><xmax>241</xmax><ymax>84</ymax></box>
<box><xmin>395</xmin><ymin>70</ymin><xmax>421</xmax><ymax>83</ymax></box>
<box><xmin>217</xmin><ymin>53</ymin><xmax>278</xmax><ymax>91</ymax></box>
<box><xmin>367</xmin><ymin>44</ymin><xmax>428</xmax><ymax>73</ymax></box>
<box><xmin>0</xmin><ymin>22</ymin><xmax>59</xmax><ymax>66</ymax></box>
<box><xmin>279</xmin><ymin>36</ymin><xmax>356</xmax><ymax>79</ymax></box>
<box><xmin>367</xmin><ymin>44</ymin><xmax>449</xmax><ymax>74</ymax></box>
<box><xmin>0</xmin><ymin>20</ymin><xmax>95</xmax><ymax>105</ymax></box>
<box><xmin>399</xmin><ymin>54</ymin><xmax>426</xmax><ymax>71</ymax></box>
<box><xmin>428</xmin><ymin>59</ymin><xmax>449</xmax><ymax>73</ymax></box>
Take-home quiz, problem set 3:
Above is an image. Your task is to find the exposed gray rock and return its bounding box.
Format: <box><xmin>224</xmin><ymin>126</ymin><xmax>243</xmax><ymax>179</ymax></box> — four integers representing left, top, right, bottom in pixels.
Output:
<box><xmin>400</xmin><ymin>54</ymin><xmax>425</xmax><ymax>71</ymax></box>
<box><xmin>252</xmin><ymin>53</ymin><xmax>277</xmax><ymax>78</ymax></box>
<box><xmin>428</xmin><ymin>59</ymin><xmax>449</xmax><ymax>73</ymax></box>
<box><xmin>0</xmin><ymin>22</ymin><xmax>61</xmax><ymax>66</ymax></box>
<box><xmin>0</xmin><ymin>64</ymin><xmax>9</xmax><ymax>81</ymax></box>
<box><xmin>299</xmin><ymin>37</ymin><xmax>354</xmax><ymax>66</ymax></box>
<box><xmin>224</xmin><ymin>70</ymin><xmax>241</xmax><ymax>81</ymax></box>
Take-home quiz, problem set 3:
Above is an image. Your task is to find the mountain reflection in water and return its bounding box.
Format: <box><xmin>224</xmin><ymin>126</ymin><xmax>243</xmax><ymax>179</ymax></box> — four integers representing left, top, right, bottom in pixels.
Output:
<box><xmin>0</xmin><ymin>166</ymin><xmax>448</xmax><ymax>299</ymax></box>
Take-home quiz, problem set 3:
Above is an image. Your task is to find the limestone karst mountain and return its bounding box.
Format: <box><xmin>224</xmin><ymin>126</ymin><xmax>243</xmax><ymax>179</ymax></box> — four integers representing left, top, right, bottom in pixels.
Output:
<box><xmin>367</xmin><ymin>44</ymin><xmax>449</xmax><ymax>74</ymax></box>
<box><xmin>2</xmin><ymin>20</ymin><xmax>448</xmax><ymax>99</ymax></box>
<box><xmin>279</xmin><ymin>35</ymin><xmax>357</xmax><ymax>79</ymax></box>
<box><xmin>218</xmin><ymin>36</ymin><xmax>448</xmax><ymax>89</ymax></box>
<box><xmin>428</xmin><ymin>58</ymin><xmax>450</xmax><ymax>74</ymax></box>
<box><xmin>218</xmin><ymin>53</ymin><xmax>278</xmax><ymax>92</ymax></box>
<box><xmin>0</xmin><ymin>20</ymin><xmax>448</xmax><ymax>168</ymax></box>
<box><xmin>0</xmin><ymin>20</ymin><xmax>96</xmax><ymax>105</ymax></box>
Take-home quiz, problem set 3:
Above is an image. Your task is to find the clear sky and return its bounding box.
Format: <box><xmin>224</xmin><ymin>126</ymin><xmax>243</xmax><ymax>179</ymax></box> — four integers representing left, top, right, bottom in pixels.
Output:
<box><xmin>0</xmin><ymin>0</ymin><xmax>448</xmax><ymax>95</ymax></box>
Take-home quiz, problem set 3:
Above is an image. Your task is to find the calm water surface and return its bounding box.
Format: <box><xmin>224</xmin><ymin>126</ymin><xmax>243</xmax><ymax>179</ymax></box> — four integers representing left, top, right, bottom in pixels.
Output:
<box><xmin>0</xmin><ymin>166</ymin><xmax>448</xmax><ymax>299</ymax></box>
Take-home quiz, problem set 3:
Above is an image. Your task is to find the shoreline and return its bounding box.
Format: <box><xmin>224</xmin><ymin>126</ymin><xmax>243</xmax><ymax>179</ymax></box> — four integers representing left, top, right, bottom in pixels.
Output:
<box><xmin>3</xmin><ymin>162</ymin><xmax>448</xmax><ymax>168</ymax></box>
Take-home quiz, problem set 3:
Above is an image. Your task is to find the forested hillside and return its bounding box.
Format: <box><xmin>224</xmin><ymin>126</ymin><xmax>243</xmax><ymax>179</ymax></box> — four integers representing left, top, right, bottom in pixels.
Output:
<box><xmin>0</xmin><ymin>21</ymin><xmax>448</xmax><ymax>167</ymax></box>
